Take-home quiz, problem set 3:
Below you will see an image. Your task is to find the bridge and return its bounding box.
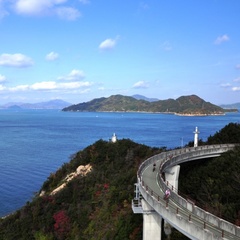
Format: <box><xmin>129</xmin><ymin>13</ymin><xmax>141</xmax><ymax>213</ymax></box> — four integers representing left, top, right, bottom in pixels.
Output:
<box><xmin>132</xmin><ymin>144</ymin><xmax>240</xmax><ymax>240</ymax></box>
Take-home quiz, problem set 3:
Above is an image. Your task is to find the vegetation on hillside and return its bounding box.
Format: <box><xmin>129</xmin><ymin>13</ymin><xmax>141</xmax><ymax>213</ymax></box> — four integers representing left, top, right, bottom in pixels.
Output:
<box><xmin>0</xmin><ymin>139</ymin><xmax>163</xmax><ymax>240</ymax></box>
<box><xmin>0</xmin><ymin>123</ymin><xmax>240</xmax><ymax>239</ymax></box>
<box><xmin>180</xmin><ymin>123</ymin><xmax>240</xmax><ymax>224</ymax></box>
<box><xmin>62</xmin><ymin>94</ymin><xmax>227</xmax><ymax>115</ymax></box>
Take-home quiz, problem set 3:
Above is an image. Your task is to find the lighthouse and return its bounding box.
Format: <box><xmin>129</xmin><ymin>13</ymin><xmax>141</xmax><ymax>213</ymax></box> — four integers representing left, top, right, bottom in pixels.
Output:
<box><xmin>111</xmin><ymin>133</ymin><xmax>117</xmax><ymax>143</ymax></box>
<box><xmin>193</xmin><ymin>127</ymin><xmax>200</xmax><ymax>147</ymax></box>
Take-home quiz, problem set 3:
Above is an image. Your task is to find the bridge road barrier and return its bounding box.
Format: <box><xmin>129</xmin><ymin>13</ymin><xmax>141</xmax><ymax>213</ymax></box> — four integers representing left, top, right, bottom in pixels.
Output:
<box><xmin>139</xmin><ymin>177</ymin><xmax>238</xmax><ymax>239</ymax></box>
<box><xmin>136</xmin><ymin>144</ymin><xmax>240</xmax><ymax>239</ymax></box>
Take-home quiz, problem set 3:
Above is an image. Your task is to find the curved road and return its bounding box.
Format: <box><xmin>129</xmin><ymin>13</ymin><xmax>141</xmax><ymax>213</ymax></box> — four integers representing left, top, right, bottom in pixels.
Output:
<box><xmin>134</xmin><ymin>144</ymin><xmax>240</xmax><ymax>240</ymax></box>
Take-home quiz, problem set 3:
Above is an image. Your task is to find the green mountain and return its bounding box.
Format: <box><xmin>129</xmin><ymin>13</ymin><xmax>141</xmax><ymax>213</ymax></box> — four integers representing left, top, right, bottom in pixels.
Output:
<box><xmin>1</xmin><ymin>123</ymin><xmax>240</xmax><ymax>239</ymax></box>
<box><xmin>62</xmin><ymin>94</ymin><xmax>227</xmax><ymax>115</ymax></box>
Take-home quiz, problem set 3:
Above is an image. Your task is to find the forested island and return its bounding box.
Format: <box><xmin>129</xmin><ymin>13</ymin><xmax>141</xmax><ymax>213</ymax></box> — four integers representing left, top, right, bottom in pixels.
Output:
<box><xmin>62</xmin><ymin>94</ymin><xmax>237</xmax><ymax>115</ymax></box>
<box><xmin>0</xmin><ymin>123</ymin><xmax>240</xmax><ymax>239</ymax></box>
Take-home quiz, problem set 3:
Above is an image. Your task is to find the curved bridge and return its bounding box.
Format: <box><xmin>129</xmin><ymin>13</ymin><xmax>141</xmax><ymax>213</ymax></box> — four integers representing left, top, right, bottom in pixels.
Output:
<box><xmin>132</xmin><ymin>144</ymin><xmax>240</xmax><ymax>240</ymax></box>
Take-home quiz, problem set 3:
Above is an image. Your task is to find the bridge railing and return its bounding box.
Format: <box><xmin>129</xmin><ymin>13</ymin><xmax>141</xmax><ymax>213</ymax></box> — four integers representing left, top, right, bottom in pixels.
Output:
<box><xmin>161</xmin><ymin>144</ymin><xmax>236</xmax><ymax>170</ymax></box>
<box><xmin>139</xmin><ymin>176</ymin><xmax>239</xmax><ymax>239</ymax></box>
<box><xmin>137</xmin><ymin>144</ymin><xmax>240</xmax><ymax>239</ymax></box>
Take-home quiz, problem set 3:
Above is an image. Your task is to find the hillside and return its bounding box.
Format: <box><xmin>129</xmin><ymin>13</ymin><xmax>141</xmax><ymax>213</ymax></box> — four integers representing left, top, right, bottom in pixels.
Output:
<box><xmin>0</xmin><ymin>139</ymin><xmax>164</xmax><ymax>240</ymax></box>
<box><xmin>62</xmin><ymin>94</ymin><xmax>227</xmax><ymax>115</ymax></box>
<box><xmin>180</xmin><ymin>123</ymin><xmax>240</xmax><ymax>225</ymax></box>
<box><xmin>1</xmin><ymin>124</ymin><xmax>240</xmax><ymax>239</ymax></box>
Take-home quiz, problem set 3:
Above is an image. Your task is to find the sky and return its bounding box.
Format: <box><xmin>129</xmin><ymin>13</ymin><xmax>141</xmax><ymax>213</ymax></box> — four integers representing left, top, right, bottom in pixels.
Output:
<box><xmin>0</xmin><ymin>0</ymin><xmax>240</xmax><ymax>105</ymax></box>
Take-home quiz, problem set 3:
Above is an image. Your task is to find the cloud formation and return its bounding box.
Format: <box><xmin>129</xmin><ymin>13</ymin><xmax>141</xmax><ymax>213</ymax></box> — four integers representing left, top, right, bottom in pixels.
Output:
<box><xmin>0</xmin><ymin>74</ymin><xmax>6</xmax><ymax>82</ymax></box>
<box><xmin>99</xmin><ymin>38</ymin><xmax>117</xmax><ymax>50</ymax></box>
<box><xmin>55</xmin><ymin>6</ymin><xmax>81</xmax><ymax>20</ymax></box>
<box><xmin>58</xmin><ymin>69</ymin><xmax>85</xmax><ymax>81</ymax></box>
<box><xmin>13</xmin><ymin>0</ymin><xmax>81</xmax><ymax>20</ymax></box>
<box><xmin>214</xmin><ymin>34</ymin><xmax>230</xmax><ymax>45</ymax></box>
<box><xmin>46</xmin><ymin>52</ymin><xmax>59</xmax><ymax>61</ymax></box>
<box><xmin>8</xmin><ymin>81</ymin><xmax>92</xmax><ymax>92</ymax></box>
<box><xmin>0</xmin><ymin>53</ymin><xmax>33</xmax><ymax>67</ymax></box>
<box><xmin>220</xmin><ymin>83</ymin><xmax>231</xmax><ymax>88</ymax></box>
<box><xmin>232</xmin><ymin>87</ymin><xmax>240</xmax><ymax>91</ymax></box>
<box><xmin>132</xmin><ymin>81</ymin><xmax>149</xmax><ymax>89</ymax></box>
<box><xmin>0</xmin><ymin>68</ymin><xmax>92</xmax><ymax>93</ymax></box>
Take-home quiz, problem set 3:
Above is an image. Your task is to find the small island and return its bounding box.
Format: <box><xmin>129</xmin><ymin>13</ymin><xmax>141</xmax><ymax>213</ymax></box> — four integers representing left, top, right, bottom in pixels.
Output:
<box><xmin>62</xmin><ymin>94</ymin><xmax>237</xmax><ymax>116</ymax></box>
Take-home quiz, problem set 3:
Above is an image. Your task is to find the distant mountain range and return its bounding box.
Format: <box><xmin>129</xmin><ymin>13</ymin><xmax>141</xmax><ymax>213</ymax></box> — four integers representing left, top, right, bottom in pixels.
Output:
<box><xmin>131</xmin><ymin>94</ymin><xmax>159</xmax><ymax>102</ymax></box>
<box><xmin>220</xmin><ymin>103</ymin><xmax>240</xmax><ymax>109</ymax></box>
<box><xmin>0</xmin><ymin>99</ymin><xmax>72</xmax><ymax>110</ymax></box>
<box><xmin>1</xmin><ymin>95</ymin><xmax>239</xmax><ymax>112</ymax></box>
<box><xmin>63</xmin><ymin>94</ymin><xmax>237</xmax><ymax>115</ymax></box>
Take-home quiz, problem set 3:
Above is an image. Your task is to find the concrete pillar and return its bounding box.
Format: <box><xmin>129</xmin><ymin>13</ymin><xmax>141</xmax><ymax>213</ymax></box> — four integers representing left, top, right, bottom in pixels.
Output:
<box><xmin>142</xmin><ymin>199</ymin><xmax>162</xmax><ymax>240</ymax></box>
<box><xmin>164</xmin><ymin>165</ymin><xmax>180</xmax><ymax>191</ymax></box>
<box><xmin>163</xmin><ymin>165</ymin><xmax>180</xmax><ymax>239</ymax></box>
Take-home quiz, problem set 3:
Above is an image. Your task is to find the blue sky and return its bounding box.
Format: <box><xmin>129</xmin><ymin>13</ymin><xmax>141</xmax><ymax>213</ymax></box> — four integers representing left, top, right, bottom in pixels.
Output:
<box><xmin>0</xmin><ymin>0</ymin><xmax>240</xmax><ymax>105</ymax></box>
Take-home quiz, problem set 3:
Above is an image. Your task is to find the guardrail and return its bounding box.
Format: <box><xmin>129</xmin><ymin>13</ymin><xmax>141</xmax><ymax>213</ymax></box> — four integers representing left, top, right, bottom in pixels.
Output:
<box><xmin>137</xmin><ymin>144</ymin><xmax>240</xmax><ymax>239</ymax></box>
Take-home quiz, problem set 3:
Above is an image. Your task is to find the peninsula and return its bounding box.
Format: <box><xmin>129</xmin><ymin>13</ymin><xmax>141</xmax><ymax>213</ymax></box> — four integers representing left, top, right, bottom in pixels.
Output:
<box><xmin>62</xmin><ymin>94</ymin><xmax>234</xmax><ymax>115</ymax></box>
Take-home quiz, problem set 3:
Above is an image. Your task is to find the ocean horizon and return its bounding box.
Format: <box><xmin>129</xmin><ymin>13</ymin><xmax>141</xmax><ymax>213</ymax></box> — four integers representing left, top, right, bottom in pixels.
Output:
<box><xmin>0</xmin><ymin>109</ymin><xmax>239</xmax><ymax>217</ymax></box>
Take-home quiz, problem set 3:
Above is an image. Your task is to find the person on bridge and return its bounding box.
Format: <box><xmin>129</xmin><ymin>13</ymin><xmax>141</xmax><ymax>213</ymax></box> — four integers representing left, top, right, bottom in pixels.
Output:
<box><xmin>164</xmin><ymin>189</ymin><xmax>171</xmax><ymax>200</ymax></box>
<box><xmin>153</xmin><ymin>162</ymin><xmax>156</xmax><ymax>172</ymax></box>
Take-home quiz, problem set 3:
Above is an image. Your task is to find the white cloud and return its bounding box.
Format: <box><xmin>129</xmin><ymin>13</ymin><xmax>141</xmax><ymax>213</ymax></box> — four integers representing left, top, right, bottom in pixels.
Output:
<box><xmin>8</xmin><ymin>80</ymin><xmax>92</xmax><ymax>92</ymax></box>
<box><xmin>46</xmin><ymin>52</ymin><xmax>59</xmax><ymax>61</ymax></box>
<box><xmin>55</xmin><ymin>7</ymin><xmax>81</xmax><ymax>21</ymax></box>
<box><xmin>214</xmin><ymin>34</ymin><xmax>230</xmax><ymax>45</ymax></box>
<box><xmin>133</xmin><ymin>81</ymin><xmax>149</xmax><ymax>89</ymax></box>
<box><xmin>232</xmin><ymin>86</ymin><xmax>240</xmax><ymax>91</ymax></box>
<box><xmin>220</xmin><ymin>83</ymin><xmax>231</xmax><ymax>88</ymax></box>
<box><xmin>99</xmin><ymin>38</ymin><xmax>117</xmax><ymax>50</ymax></box>
<box><xmin>31</xmin><ymin>81</ymin><xmax>57</xmax><ymax>90</ymax></box>
<box><xmin>58</xmin><ymin>69</ymin><xmax>85</xmax><ymax>81</ymax></box>
<box><xmin>14</xmin><ymin>0</ymin><xmax>81</xmax><ymax>20</ymax></box>
<box><xmin>0</xmin><ymin>74</ymin><xmax>6</xmax><ymax>82</ymax></box>
<box><xmin>0</xmin><ymin>53</ymin><xmax>33</xmax><ymax>67</ymax></box>
<box><xmin>0</xmin><ymin>84</ymin><xmax>6</xmax><ymax>91</ymax></box>
<box><xmin>9</xmin><ymin>84</ymin><xmax>30</xmax><ymax>92</ymax></box>
<box><xmin>15</xmin><ymin>0</ymin><xmax>55</xmax><ymax>15</ymax></box>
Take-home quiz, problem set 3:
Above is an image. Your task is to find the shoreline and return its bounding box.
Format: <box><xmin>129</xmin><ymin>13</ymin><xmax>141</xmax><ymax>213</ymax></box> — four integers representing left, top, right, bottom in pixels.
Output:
<box><xmin>69</xmin><ymin>110</ymin><xmax>229</xmax><ymax>116</ymax></box>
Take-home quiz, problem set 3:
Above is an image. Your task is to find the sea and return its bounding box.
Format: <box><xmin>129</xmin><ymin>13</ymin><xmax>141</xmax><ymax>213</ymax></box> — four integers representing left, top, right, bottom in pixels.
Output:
<box><xmin>0</xmin><ymin>109</ymin><xmax>239</xmax><ymax>217</ymax></box>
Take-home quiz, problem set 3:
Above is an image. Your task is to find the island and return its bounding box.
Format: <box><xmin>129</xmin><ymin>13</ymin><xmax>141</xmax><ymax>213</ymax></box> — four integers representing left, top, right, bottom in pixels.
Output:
<box><xmin>62</xmin><ymin>94</ymin><xmax>237</xmax><ymax>115</ymax></box>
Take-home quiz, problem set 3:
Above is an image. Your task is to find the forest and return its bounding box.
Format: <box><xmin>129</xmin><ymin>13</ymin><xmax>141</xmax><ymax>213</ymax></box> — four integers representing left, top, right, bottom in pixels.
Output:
<box><xmin>0</xmin><ymin>122</ymin><xmax>240</xmax><ymax>239</ymax></box>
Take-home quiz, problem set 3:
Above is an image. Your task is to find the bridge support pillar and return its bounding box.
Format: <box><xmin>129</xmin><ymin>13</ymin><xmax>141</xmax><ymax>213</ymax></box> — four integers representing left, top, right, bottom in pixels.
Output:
<box><xmin>165</xmin><ymin>165</ymin><xmax>180</xmax><ymax>191</ymax></box>
<box><xmin>142</xmin><ymin>199</ymin><xmax>162</xmax><ymax>240</ymax></box>
<box><xmin>163</xmin><ymin>165</ymin><xmax>180</xmax><ymax>238</ymax></box>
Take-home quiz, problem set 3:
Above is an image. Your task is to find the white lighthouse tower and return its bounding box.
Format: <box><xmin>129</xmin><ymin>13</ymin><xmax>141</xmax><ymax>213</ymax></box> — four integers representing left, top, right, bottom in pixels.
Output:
<box><xmin>111</xmin><ymin>133</ymin><xmax>117</xmax><ymax>143</ymax></box>
<box><xmin>193</xmin><ymin>127</ymin><xmax>200</xmax><ymax>147</ymax></box>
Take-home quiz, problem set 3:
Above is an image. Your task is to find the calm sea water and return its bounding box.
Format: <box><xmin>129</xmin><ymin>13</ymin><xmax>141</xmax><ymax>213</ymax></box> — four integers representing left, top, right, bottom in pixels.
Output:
<box><xmin>0</xmin><ymin>109</ymin><xmax>239</xmax><ymax>217</ymax></box>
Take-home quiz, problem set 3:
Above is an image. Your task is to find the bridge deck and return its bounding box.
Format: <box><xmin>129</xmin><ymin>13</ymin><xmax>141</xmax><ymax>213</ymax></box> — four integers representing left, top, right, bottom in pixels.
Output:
<box><xmin>137</xmin><ymin>145</ymin><xmax>240</xmax><ymax>240</ymax></box>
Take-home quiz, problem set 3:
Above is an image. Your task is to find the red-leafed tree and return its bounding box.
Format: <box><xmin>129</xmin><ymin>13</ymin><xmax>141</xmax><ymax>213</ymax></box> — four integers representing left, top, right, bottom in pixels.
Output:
<box><xmin>53</xmin><ymin>210</ymin><xmax>71</xmax><ymax>240</ymax></box>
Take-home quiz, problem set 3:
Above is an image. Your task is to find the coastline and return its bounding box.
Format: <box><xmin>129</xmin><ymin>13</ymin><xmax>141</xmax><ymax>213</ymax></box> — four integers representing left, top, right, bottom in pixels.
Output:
<box><xmin>174</xmin><ymin>113</ymin><xmax>226</xmax><ymax>117</ymax></box>
<box><xmin>69</xmin><ymin>110</ymin><xmax>228</xmax><ymax>116</ymax></box>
